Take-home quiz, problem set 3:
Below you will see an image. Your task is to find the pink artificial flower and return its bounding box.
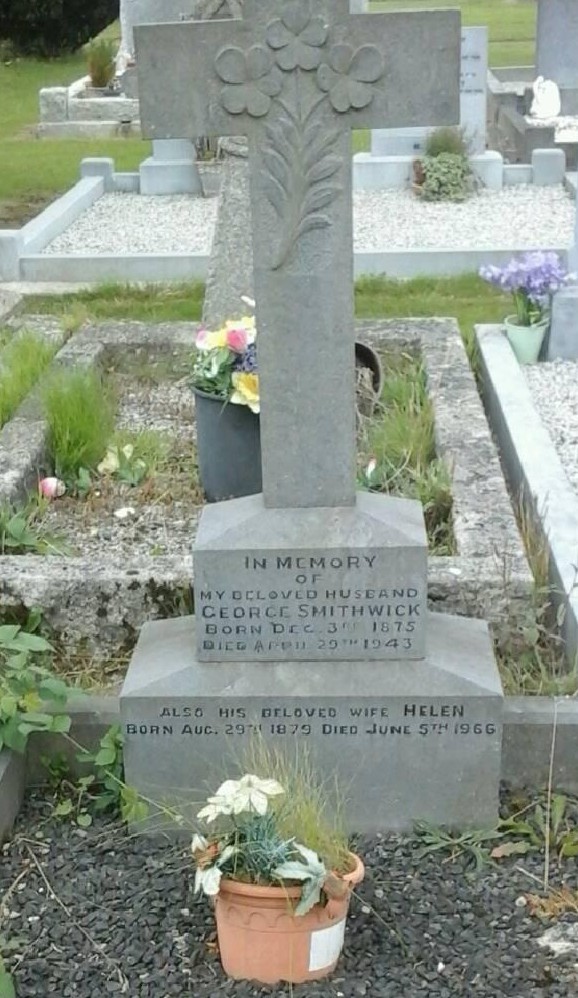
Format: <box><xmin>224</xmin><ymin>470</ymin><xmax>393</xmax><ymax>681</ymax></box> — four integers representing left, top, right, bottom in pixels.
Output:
<box><xmin>226</xmin><ymin>327</ymin><xmax>249</xmax><ymax>353</ymax></box>
<box><xmin>196</xmin><ymin>328</ymin><xmax>209</xmax><ymax>349</ymax></box>
<box><xmin>39</xmin><ymin>476</ymin><xmax>66</xmax><ymax>499</ymax></box>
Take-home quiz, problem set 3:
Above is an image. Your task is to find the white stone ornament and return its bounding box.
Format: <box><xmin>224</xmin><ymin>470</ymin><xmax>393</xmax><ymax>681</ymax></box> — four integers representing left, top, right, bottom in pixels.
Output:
<box><xmin>530</xmin><ymin>76</ymin><xmax>561</xmax><ymax>119</ymax></box>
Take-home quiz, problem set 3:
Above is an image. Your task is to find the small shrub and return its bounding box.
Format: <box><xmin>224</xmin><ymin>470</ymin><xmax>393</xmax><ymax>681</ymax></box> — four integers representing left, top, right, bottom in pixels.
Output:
<box><xmin>43</xmin><ymin>369</ymin><xmax>116</xmax><ymax>481</ymax></box>
<box><xmin>419</xmin><ymin>153</ymin><xmax>474</xmax><ymax>203</ymax></box>
<box><xmin>87</xmin><ymin>39</ymin><xmax>116</xmax><ymax>89</ymax></box>
<box><xmin>425</xmin><ymin>126</ymin><xmax>469</xmax><ymax>159</ymax></box>
<box><xmin>0</xmin><ymin>0</ymin><xmax>117</xmax><ymax>57</ymax></box>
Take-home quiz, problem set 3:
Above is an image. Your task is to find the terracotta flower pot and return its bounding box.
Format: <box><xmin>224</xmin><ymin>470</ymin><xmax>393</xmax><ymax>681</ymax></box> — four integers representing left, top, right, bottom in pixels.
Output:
<box><xmin>214</xmin><ymin>853</ymin><xmax>364</xmax><ymax>985</ymax></box>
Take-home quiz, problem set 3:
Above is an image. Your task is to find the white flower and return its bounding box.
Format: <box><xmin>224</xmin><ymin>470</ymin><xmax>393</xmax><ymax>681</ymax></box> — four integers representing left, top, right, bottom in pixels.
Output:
<box><xmin>191</xmin><ymin>833</ymin><xmax>208</xmax><ymax>855</ymax></box>
<box><xmin>194</xmin><ymin>865</ymin><xmax>222</xmax><ymax>897</ymax></box>
<box><xmin>197</xmin><ymin>795</ymin><xmax>234</xmax><ymax>823</ymax></box>
<box><xmin>213</xmin><ymin>774</ymin><xmax>284</xmax><ymax>816</ymax></box>
<box><xmin>121</xmin><ymin>444</ymin><xmax>134</xmax><ymax>461</ymax></box>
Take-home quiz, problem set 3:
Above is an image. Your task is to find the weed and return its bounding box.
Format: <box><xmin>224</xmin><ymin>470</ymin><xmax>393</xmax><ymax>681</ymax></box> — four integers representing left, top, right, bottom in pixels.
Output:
<box><xmin>495</xmin><ymin>501</ymin><xmax>577</xmax><ymax>696</ymax></box>
<box><xmin>43</xmin><ymin>368</ymin><xmax>116</xmax><ymax>481</ymax></box>
<box><xmin>413</xmin><ymin>821</ymin><xmax>502</xmax><ymax>873</ymax></box>
<box><xmin>527</xmin><ymin>887</ymin><xmax>578</xmax><ymax>919</ymax></box>
<box><xmin>358</xmin><ymin>351</ymin><xmax>454</xmax><ymax>554</ymax></box>
<box><xmin>0</xmin><ymin>613</ymin><xmax>72</xmax><ymax>754</ymax></box>
<box><xmin>0</xmin><ymin>499</ymin><xmax>65</xmax><ymax>555</ymax></box>
<box><xmin>0</xmin><ymin>331</ymin><xmax>56</xmax><ymax>428</ymax></box>
<box><xmin>499</xmin><ymin>793</ymin><xmax>578</xmax><ymax>861</ymax></box>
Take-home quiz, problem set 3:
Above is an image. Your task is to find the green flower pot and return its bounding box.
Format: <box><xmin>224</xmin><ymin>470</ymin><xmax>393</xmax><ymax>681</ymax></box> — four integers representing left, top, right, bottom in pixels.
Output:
<box><xmin>503</xmin><ymin>315</ymin><xmax>549</xmax><ymax>365</ymax></box>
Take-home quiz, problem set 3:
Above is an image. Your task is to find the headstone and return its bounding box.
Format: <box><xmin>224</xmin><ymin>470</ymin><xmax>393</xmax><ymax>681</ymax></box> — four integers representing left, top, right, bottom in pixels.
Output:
<box><xmin>371</xmin><ymin>27</ymin><xmax>488</xmax><ymax>157</ymax></box>
<box><xmin>536</xmin><ymin>0</ymin><xmax>578</xmax><ymax>92</ymax></box>
<box><xmin>548</xmin><ymin>198</ymin><xmax>578</xmax><ymax>359</ymax></box>
<box><xmin>120</xmin><ymin>0</ymin><xmax>233</xmax><ymax>196</ymax></box>
<box><xmin>121</xmin><ymin>0</ymin><xmax>504</xmax><ymax>832</ymax></box>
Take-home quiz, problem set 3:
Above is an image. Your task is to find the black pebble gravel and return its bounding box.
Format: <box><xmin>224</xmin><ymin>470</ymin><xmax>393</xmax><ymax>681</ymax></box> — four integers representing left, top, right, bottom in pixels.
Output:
<box><xmin>1</xmin><ymin>796</ymin><xmax>578</xmax><ymax>998</ymax></box>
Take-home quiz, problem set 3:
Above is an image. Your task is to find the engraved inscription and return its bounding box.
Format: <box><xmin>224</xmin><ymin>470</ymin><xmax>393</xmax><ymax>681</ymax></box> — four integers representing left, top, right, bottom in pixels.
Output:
<box><xmin>125</xmin><ymin>700</ymin><xmax>498</xmax><ymax>742</ymax></box>
<box><xmin>195</xmin><ymin>548</ymin><xmax>426</xmax><ymax>661</ymax></box>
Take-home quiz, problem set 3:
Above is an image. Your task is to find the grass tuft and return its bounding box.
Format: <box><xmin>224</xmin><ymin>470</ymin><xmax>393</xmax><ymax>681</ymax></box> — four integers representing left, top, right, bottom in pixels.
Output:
<box><xmin>241</xmin><ymin>737</ymin><xmax>351</xmax><ymax>873</ymax></box>
<box><xmin>359</xmin><ymin>351</ymin><xmax>454</xmax><ymax>554</ymax></box>
<box><xmin>0</xmin><ymin>331</ymin><xmax>57</xmax><ymax>428</ymax></box>
<box><xmin>43</xmin><ymin>368</ymin><xmax>116</xmax><ymax>480</ymax></box>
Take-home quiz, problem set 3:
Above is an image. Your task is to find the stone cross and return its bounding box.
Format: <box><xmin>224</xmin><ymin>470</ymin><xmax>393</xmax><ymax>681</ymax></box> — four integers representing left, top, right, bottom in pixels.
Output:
<box><xmin>135</xmin><ymin>0</ymin><xmax>460</xmax><ymax>508</ymax></box>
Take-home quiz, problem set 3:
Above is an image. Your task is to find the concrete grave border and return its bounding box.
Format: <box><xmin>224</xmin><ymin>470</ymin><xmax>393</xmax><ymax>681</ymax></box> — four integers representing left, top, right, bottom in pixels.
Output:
<box><xmin>2</xmin><ymin>692</ymin><xmax>578</xmax><ymax>841</ymax></box>
<box><xmin>477</xmin><ymin>324</ymin><xmax>578</xmax><ymax>665</ymax></box>
<box><xmin>0</xmin><ymin>316</ymin><xmax>531</xmax><ymax>657</ymax></box>
<box><xmin>0</xmin><ymin>157</ymin><xmax>574</xmax><ymax>283</ymax></box>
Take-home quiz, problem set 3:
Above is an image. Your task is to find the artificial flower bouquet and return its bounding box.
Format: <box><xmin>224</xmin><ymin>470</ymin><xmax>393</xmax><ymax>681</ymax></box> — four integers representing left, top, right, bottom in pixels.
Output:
<box><xmin>192</xmin><ymin>316</ymin><xmax>260</xmax><ymax>414</ymax></box>
<box><xmin>480</xmin><ymin>251</ymin><xmax>574</xmax><ymax>327</ymax></box>
<box><xmin>192</xmin><ymin>773</ymin><xmax>355</xmax><ymax>914</ymax></box>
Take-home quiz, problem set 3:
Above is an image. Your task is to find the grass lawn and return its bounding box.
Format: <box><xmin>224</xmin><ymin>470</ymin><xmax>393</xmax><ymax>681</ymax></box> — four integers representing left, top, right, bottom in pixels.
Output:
<box><xmin>0</xmin><ymin>0</ymin><xmax>536</xmax><ymax>218</ymax></box>
<box><xmin>22</xmin><ymin>273</ymin><xmax>510</xmax><ymax>357</ymax></box>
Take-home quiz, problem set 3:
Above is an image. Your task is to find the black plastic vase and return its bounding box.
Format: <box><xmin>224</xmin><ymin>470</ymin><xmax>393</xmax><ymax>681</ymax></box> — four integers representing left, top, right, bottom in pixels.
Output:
<box><xmin>193</xmin><ymin>388</ymin><xmax>262</xmax><ymax>503</ymax></box>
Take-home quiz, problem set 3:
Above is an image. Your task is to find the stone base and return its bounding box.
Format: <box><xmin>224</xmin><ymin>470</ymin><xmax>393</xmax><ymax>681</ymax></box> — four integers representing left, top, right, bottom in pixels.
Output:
<box><xmin>353</xmin><ymin>150</ymin><xmax>504</xmax><ymax>191</ymax></box>
<box><xmin>120</xmin><ymin>612</ymin><xmax>504</xmax><ymax>833</ymax></box>
<box><xmin>139</xmin><ymin>156</ymin><xmax>202</xmax><ymax>195</ymax></box>
<box><xmin>548</xmin><ymin>286</ymin><xmax>578</xmax><ymax>359</ymax></box>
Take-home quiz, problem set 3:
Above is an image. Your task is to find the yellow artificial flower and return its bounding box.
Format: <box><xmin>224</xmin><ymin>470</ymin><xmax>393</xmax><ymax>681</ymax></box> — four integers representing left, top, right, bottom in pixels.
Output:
<box><xmin>207</xmin><ymin>327</ymin><xmax>228</xmax><ymax>349</ymax></box>
<box><xmin>231</xmin><ymin>372</ymin><xmax>260</xmax><ymax>414</ymax></box>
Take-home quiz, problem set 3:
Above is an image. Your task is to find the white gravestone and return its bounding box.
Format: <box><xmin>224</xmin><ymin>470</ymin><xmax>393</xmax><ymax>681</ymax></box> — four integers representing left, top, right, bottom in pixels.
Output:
<box><xmin>371</xmin><ymin>26</ymin><xmax>488</xmax><ymax>157</ymax></box>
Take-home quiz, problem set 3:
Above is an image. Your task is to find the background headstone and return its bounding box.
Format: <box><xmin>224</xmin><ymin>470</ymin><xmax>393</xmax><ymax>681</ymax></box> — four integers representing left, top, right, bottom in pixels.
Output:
<box><xmin>548</xmin><ymin>197</ymin><xmax>578</xmax><ymax>359</ymax></box>
<box><xmin>536</xmin><ymin>0</ymin><xmax>578</xmax><ymax>92</ymax></box>
<box><xmin>371</xmin><ymin>27</ymin><xmax>488</xmax><ymax>157</ymax></box>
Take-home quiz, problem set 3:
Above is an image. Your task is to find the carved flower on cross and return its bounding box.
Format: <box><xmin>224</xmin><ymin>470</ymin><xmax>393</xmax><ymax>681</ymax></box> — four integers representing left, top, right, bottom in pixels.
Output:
<box><xmin>215</xmin><ymin>44</ymin><xmax>283</xmax><ymax>117</ymax></box>
<box><xmin>317</xmin><ymin>44</ymin><xmax>384</xmax><ymax>113</ymax></box>
<box><xmin>266</xmin><ymin>0</ymin><xmax>328</xmax><ymax>72</ymax></box>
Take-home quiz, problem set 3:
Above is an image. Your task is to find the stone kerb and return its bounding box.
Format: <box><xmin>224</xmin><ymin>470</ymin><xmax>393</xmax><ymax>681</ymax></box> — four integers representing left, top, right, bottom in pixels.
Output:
<box><xmin>476</xmin><ymin>324</ymin><xmax>578</xmax><ymax>663</ymax></box>
<box><xmin>0</xmin><ymin>317</ymin><xmax>531</xmax><ymax>657</ymax></box>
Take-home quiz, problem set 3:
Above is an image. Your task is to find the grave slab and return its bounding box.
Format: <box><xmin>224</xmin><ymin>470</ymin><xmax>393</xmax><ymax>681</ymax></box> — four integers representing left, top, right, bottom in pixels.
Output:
<box><xmin>193</xmin><ymin>491</ymin><xmax>428</xmax><ymax>662</ymax></box>
<box><xmin>121</xmin><ymin>612</ymin><xmax>503</xmax><ymax>832</ymax></box>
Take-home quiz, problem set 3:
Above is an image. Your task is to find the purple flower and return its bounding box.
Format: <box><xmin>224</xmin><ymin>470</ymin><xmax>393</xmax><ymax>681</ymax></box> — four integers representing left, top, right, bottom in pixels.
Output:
<box><xmin>480</xmin><ymin>252</ymin><xmax>573</xmax><ymax>326</ymax></box>
<box><xmin>232</xmin><ymin>341</ymin><xmax>258</xmax><ymax>374</ymax></box>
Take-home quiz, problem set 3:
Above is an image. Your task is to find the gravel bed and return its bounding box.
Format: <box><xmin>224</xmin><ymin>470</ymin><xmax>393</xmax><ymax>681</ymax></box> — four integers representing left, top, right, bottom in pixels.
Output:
<box><xmin>42</xmin><ymin>194</ymin><xmax>218</xmax><ymax>256</ymax></box>
<box><xmin>525</xmin><ymin>359</ymin><xmax>578</xmax><ymax>498</ymax></box>
<box><xmin>40</xmin><ymin>185</ymin><xmax>575</xmax><ymax>257</ymax></box>
<box><xmin>2</xmin><ymin>796</ymin><xmax>578</xmax><ymax>998</ymax></box>
<box><xmin>353</xmin><ymin>186</ymin><xmax>575</xmax><ymax>251</ymax></box>
<box><xmin>116</xmin><ymin>379</ymin><xmax>196</xmax><ymax>438</ymax></box>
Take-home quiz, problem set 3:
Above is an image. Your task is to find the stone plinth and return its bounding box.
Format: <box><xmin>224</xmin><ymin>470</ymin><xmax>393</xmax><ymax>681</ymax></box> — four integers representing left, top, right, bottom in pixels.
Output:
<box><xmin>193</xmin><ymin>492</ymin><xmax>428</xmax><ymax>663</ymax></box>
<box><xmin>120</xmin><ymin>612</ymin><xmax>504</xmax><ymax>833</ymax></box>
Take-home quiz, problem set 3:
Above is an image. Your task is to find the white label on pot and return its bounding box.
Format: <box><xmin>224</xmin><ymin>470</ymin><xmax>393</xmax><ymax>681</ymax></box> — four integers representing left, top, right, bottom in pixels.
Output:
<box><xmin>308</xmin><ymin>919</ymin><xmax>346</xmax><ymax>972</ymax></box>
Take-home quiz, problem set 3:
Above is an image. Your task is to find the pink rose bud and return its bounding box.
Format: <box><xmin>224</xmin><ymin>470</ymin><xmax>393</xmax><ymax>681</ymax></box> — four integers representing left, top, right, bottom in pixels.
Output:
<box><xmin>226</xmin><ymin>327</ymin><xmax>248</xmax><ymax>353</ymax></box>
<box><xmin>39</xmin><ymin>477</ymin><xmax>66</xmax><ymax>499</ymax></box>
<box><xmin>195</xmin><ymin>328</ymin><xmax>209</xmax><ymax>348</ymax></box>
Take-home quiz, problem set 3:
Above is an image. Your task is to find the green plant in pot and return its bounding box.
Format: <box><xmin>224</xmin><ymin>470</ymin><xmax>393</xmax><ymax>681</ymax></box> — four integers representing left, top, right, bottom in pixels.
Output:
<box><xmin>191</xmin><ymin>771</ymin><xmax>363</xmax><ymax>985</ymax></box>
<box><xmin>480</xmin><ymin>252</ymin><xmax>574</xmax><ymax>364</ymax></box>
<box><xmin>191</xmin><ymin>314</ymin><xmax>261</xmax><ymax>502</ymax></box>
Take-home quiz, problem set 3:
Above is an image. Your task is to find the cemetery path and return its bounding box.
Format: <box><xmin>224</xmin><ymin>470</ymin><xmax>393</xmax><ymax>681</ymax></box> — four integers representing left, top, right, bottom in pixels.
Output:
<box><xmin>2</xmin><ymin>795</ymin><xmax>577</xmax><ymax>998</ymax></box>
